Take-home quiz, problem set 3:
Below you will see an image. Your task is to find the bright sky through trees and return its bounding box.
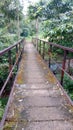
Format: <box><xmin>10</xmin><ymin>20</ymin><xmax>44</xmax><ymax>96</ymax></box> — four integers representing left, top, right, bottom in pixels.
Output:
<box><xmin>19</xmin><ymin>0</ymin><xmax>40</xmax><ymax>15</ymax></box>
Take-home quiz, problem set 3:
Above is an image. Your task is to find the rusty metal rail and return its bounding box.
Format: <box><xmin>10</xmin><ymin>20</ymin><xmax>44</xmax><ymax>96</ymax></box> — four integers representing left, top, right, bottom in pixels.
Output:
<box><xmin>32</xmin><ymin>38</ymin><xmax>73</xmax><ymax>84</ymax></box>
<box><xmin>32</xmin><ymin>38</ymin><xmax>73</xmax><ymax>104</ymax></box>
<box><xmin>0</xmin><ymin>39</ymin><xmax>24</xmax><ymax>129</ymax></box>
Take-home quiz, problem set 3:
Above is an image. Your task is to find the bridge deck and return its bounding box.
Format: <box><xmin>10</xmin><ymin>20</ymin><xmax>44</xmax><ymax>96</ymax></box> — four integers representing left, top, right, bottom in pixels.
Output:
<box><xmin>4</xmin><ymin>42</ymin><xmax>73</xmax><ymax>130</ymax></box>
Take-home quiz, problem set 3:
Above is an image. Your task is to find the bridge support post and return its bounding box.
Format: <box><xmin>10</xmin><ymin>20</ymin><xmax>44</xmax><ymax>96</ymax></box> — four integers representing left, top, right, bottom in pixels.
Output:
<box><xmin>43</xmin><ymin>42</ymin><xmax>45</xmax><ymax>59</ymax></box>
<box><xmin>61</xmin><ymin>50</ymin><xmax>67</xmax><ymax>85</ymax></box>
<box><xmin>37</xmin><ymin>39</ymin><xmax>38</xmax><ymax>51</ymax></box>
<box><xmin>8</xmin><ymin>50</ymin><xmax>13</xmax><ymax>87</ymax></box>
<box><xmin>48</xmin><ymin>45</ymin><xmax>52</xmax><ymax>68</ymax></box>
<box><xmin>39</xmin><ymin>40</ymin><xmax>41</xmax><ymax>54</ymax></box>
<box><xmin>16</xmin><ymin>45</ymin><xmax>18</xmax><ymax>69</ymax></box>
<box><xmin>8</xmin><ymin>50</ymin><xmax>12</xmax><ymax>75</ymax></box>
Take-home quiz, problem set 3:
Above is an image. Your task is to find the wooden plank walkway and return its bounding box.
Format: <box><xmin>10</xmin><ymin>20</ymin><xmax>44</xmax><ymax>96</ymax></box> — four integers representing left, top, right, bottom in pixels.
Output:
<box><xmin>4</xmin><ymin>42</ymin><xmax>73</xmax><ymax>130</ymax></box>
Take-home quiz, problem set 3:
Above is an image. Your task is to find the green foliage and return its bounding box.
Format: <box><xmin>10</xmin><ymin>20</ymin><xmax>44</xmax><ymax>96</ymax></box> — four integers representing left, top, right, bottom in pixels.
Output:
<box><xmin>0</xmin><ymin>0</ymin><xmax>24</xmax><ymax>120</ymax></box>
<box><xmin>0</xmin><ymin>97</ymin><xmax>8</xmax><ymax>120</ymax></box>
<box><xmin>0</xmin><ymin>107</ymin><xmax>4</xmax><ymax>120</ymax></box>
<box><xmin>21</xmin><ymin>28</ymin><xmax>28</xmax><ymax>37</ymax></box>
<box><xmin>48</xmin><ymin>23</ymin><xmax>73</xmax><ymax>47</ymax></box>
<box><xmin>42</xmin><ymin>0</ymin><xmax>72</xmax><ymax>19</ymax></box>
<box><xmin>0</xmin><ymin>0</ymin><xmax>23</xmax><ymax>21</ymax></box>
<box><xmin>0</xmin><ymin>64</ymin><xmax>9</xmax><ymax>88</ymax></box>
<box><xmin>20</xmin><ymin>18</ymin><xmax>36</xmax><ymax>37</ymax></box>
<box><xmin>0</xmin><ymin>34</ymin><xmax>18</xmax><ymax>50</ymax></box>
<box><xmin>28</xmin><ymin>2</ymin><xmax>43</xmax><ymax>20</ymax></box>
<box><xmin>39</xmin><ymin>0</ymin><xmax>73</xmax><ymax>47</ymax></box>
<box><xmin>28</xmin><ymin>0</ymin><xmax>73</xmax><ymax>45</ymax></box>
<box><xmin>63</xmin><ymin>74</ymin><xmax>73</xmax><ymax>100</ymax></box>
<box><xmin>0</xmin><ymin>0</ymin><xmax>24</xmax><ymax>45</ymax></box>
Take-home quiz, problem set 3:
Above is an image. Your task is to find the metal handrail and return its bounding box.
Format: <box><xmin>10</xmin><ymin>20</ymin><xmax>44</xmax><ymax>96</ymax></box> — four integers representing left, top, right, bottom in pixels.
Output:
<box><xmin>36</xmin><ymin>38</ymin><xmax>73</xmax><ymax>52</ymax></box>
<box><xmin>0</xmin><ymin>40</ymin><xmax>22</xmax><ymax>55</ymax></box>
<box><xmin>0</xmin><ymin>38</ymin><xmax>24</xmax><ymax>96</ymax></box>
<box><xmin>33</xmin><ymin>37</ymin><xmax>73</xmax><ymax>106</ymax></box>
<box><xmin>0</xmin><ymin>38</ymin><xmax>24</xmax><ymax>129</ymax></box>
<box><xmin>33</xmin><ymin>37</ymin><xmax>73</xmax><ymax>86</ymax></box>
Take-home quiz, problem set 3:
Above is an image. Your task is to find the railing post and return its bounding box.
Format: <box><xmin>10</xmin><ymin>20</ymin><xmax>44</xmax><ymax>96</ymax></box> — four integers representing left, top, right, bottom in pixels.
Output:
<box><xmin>37</xmin><ymin>39</ymin><xmax>38</xmax><ymax>51</ymax></box>
<box><xmin>38</xmin><ymin>40</ymin><xmax>40</xmax><ymax>53</ymax></box>
<box><xmin>43</xmin><ymin>42</ymin><xmax>45</xmax><ymax>59</ymax></box>
<box><xmin>16</xmin><ymin>45</ymin><xmax>18</xmax><ymax>59</ymax></box>
<box><xmin>19</xmin><ymin>42</ymin><xmax>21</xmax><ymax>52</ymax></box>
<box><xmin>8</xmin><ymin>50</ymin><xmax>12</xmax><ymax>74</ymax></box>
<box><xmin>40</xmin><ymin>40</ymin><xmax>41</xmax><ymax>55</ymax></box>
<box><xmin>19</xmin><ymin>42</ymin><xmax>22</xmax><ymax>62</ymax></box>
<box><xmin>22</xmin><ymin>39</ymin><xmax>24</xmax><ymax>53</ymax></box>
<box><xmin>16</xmin><ymin>45</ymin><xmax>18</xmax><ymax>69</ymax></box>
<box><xmin>48</xmin><ymin>45</ymin><xmax>52</xmax><ymax>68</ymax></box>
<box><xmin>61</xmin><ymin>50</ymin><xmax>67</xmax><ymax>85</ymax></box>
<box><xmin>20</xmin><ymin>40</ymin><xmax>24</xmax><ymax>58</ymax></box>
<box><xmin>36</xmin><ymin>38</ymin><xmax>38</xmax><ymax>48</ymax></box>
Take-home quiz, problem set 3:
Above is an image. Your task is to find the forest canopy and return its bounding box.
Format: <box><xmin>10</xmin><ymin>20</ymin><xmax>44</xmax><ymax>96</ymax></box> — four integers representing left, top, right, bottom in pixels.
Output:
<box><xmin>0</xmin><ymin>0</ymin><xmax>24</xmax><ymax>50</ymax></box>
<box><xmin>0</xmin><ymin>0</ymin><xmax>73</xmax><ymax>48</ymax></box>
<box><xmin>28</xmin><ymin>0</ymin><xmax>73</xmax><ymax>47</ymax></box>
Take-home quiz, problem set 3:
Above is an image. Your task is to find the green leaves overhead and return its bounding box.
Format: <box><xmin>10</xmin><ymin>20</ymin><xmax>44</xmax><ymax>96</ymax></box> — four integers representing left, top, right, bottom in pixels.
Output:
<box><xmin>28</xmin><ymin>0</ymin><xmax>73</xmax><ymax>47</ymax></box>
<box><xmin>43</xmin><ymin>0</ymin><xmax>72</xmax><ymax>19</ymax></box>
<box><xmin>0</xmin><ymin>0</ymin><xmax>22</xmax><ymax>21</ymax></box>
<box><xmin>48</xmin><ymin>23</ymin><xmax>73</xmax><ymax>47</ymax></box>
<box><xmin>0</xmin><ymin>0</ymin><xmax>24</xmax><ymax>50</ymax></box>
<box><xmin>28</xmin><ymin>4</ymin><xmax>43</xmax><ymax>19</ymax></box>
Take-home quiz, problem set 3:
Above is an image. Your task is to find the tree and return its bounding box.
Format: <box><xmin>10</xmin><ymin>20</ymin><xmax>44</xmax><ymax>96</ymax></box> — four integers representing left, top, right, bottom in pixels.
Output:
<box><xmin>28</xmin><ymin>1</ymin><xmax>44</xmax><ymax>37</ymax></box>
<box><xmin>28</xmin><ymin>0</ymin><xmax>73</xmax><ymax>47</ymax></box>
<box><xmin>43</xmin><ymin>0</ymin><xmax>72</xmax><ymax>19</ymax></box>
<box><xmin>0</xmin><ymin>0</ymin><xmax>23</xmax><ymax>40</ymax></box>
